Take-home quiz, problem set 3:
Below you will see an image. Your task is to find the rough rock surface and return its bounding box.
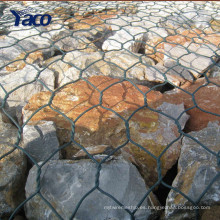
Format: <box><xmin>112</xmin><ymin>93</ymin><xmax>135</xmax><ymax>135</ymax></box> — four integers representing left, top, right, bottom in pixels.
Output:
<box><xmin>144</xmin><ymin>29</ymin><xmax>220</xmax><ymax>66</ymax></box>
<box><xmin>0</xmin><ymin>65</ymin><xmax>55</xmax><ymax>117</ymax></box>
<box><xmin>52</xmin><ymin>31</ymin><xmax>98</xmax><ymax>52</ymax></box>
<box><xmin>164</xmin><ymin>42</ymin><xmax>220</xmax><ymax>78</ymax></box>
<box><xmin>0</xmin><ymin>112</ymin><xmax>27</xmax><ymax>218</ymax></box>
<box><xmin>160</xmin><ymin>78</ymin><xmax>220</xmax><ymax>131</ymax></box>
<box><xmin>123</xmin><ymin>101</ymin><xmax>189</xmax><ymax>186</ymax></box>
<box><xmin>209</xmin><ymin>61</ymin><xmax>220</xmax><ymax>78</ymax></box>
<box><xmin>25</xmin><ymin>159</ymin><xmax>160</xmax><ymax>220</ymax></box>
<box><xmin>165</xmin><ymin>121</ymin><xmax>220</xmax><ymax>220</ymax></box>
<box><xmin>0</xmin><ymin>36</ymin><xmax>51</xmax><ymax>69</ymax></box>
<box><xmin>22</xmin><ymin>121</ymin><xmax>60</xmax><ymax>163</ymax></box>
<box><xmin>44</xmin><ymin>50</ymin><xmax>156</xmax><ymax>87</ymax></box>
<box><xmin>44</xmin><ymin>50</ymin><xmax>187</xmax><ymax>87</ymax></box>
<box><xmin>22</xmin><ymin>76</ymin><xmax>189</xmax><ymax>186</ymax></box>
<box><xmin>102</xmin><ymin>26</ymin><xmax>145</xmax><ymax>53</ymax></box>
<box><xmin>72</xmin><ymin>145</ymin><xmax>115</xmax><ymax>160</ymax></box>
<box><xmin>146</xmin><ymin>63</ymin><xmax>193</xmax><ymax>86</ymax></box>
<box><xmin>5</xmin><ymin>51</ymin><xmax>44</xmax><ymax>72</ymax></box>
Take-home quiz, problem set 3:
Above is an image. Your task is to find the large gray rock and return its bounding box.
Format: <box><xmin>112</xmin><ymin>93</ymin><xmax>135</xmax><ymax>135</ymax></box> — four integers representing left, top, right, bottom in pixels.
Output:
<box><xmin>51</xmin><ymin>50</ymin><xmax>185</xmax><ymax>87</ymax></box>
<box><xmin>0</xmin><ymin>65</ymin><xmax>55</xmax><ymax>117</ymax></box>
<box><xmin>22</xmin><ymin>121</ymin><xmax>60</xmax><ymax>163</ymax></box>
<box><xmin>102</xmin><ymin>26</ymin><xmax>145</xmax><ymax>53</ymax></box>
<box><xmin>0</xmin><ymin>114</ymin><xmax>27</xmax><ymax>218</ymax></box>
<box><xmin>52</xmin><ymin>31</ymin><xmax>98</xmax><ymax>52</ymax></box>
<box><xmin>145</xmin><ymin>27</ymin><xmax>168</xmax><ymax>41</ymax></box>
<box><xmin>0</xmin><ymin>37</ymin><xmax>51</xmax><ymax>69</ymax></box>
<box><xmin>44</xmin><ymin>50</ymin><xmax>157</xmax><ymax>87</ymax></box>
<box><xmin>146</xmin><ymin>63</ymin><xmax>191</xmax><ymax>86</ymax></box>
<box><xmin>159</xmin><ymin>9</ymin><xmax>213</xmax><ymax>32</ymax></box>
<box><xmin>165</xmin><ymin>121</ymin><xmax>220</xmax><ymax>220</ymax></box>
<box><xmin>7</xmin><ymin>26</ymin><xmax>57</xmax><ymax>49</ymax></box>
<box><xmin>164</xmin><ymin>60</ymin><xmax>194</xmax><ymax>82</ymax></box>
<box><xmin>164</xmin><ymin>42</ymin><xmax>220</xmax><ymax>78</ymax></box>
<box><xmin>25</xmin><ymin>159</ymin><xmax>160</xmax><ymax>220</ymax></box>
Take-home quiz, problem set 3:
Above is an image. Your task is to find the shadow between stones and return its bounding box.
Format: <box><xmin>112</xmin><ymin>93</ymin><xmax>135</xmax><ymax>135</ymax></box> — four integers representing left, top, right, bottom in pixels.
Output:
<box><xmin>154</xmin><ymin>161</ymin><xmax>178</xmax><ymax>206</ymax></box>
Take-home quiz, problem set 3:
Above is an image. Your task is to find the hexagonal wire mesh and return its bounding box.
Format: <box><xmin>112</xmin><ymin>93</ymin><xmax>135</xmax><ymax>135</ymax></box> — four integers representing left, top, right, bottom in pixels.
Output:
<box><xmin>0</xmin><ymin>1</ymin><xmax>219</xmax><ymax>220</ymax></box>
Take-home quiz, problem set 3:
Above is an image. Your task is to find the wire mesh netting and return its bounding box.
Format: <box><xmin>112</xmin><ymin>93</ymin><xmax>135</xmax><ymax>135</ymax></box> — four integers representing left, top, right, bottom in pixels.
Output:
<box><xmin>0</xmin><ymin>1</ymin><xmax>220</xmax><ymax>220</ymax></box>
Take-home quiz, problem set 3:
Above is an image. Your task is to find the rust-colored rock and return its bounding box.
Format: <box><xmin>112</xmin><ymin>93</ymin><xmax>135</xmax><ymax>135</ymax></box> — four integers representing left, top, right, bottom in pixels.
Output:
<box><xmin>159</xmin><ymin>78</ymin><xmax>220</xmax><ymax>131</ymax></box>
<box><xmin>23</xmin><ymin>76</ymin><xmax>162</xmax><ymax>129</ymax></box>
<box><xmin>22</xmin><ymin>76</ymin><xmax>190</xmax><ymax>186</ymax></box>
<box><xmin>65</xmin><ymin>10</ymin><xmax>119</xmax><ymax>31</ymax></box>
<box><xmin>145</xmin><ymin>29</ymin><xmax>220</xmax><ymax>64</ymax></box>
<box><xmin>5</xmin><ymin>51</ymin><xmax>43</xmax><ymax>72</ymax></box>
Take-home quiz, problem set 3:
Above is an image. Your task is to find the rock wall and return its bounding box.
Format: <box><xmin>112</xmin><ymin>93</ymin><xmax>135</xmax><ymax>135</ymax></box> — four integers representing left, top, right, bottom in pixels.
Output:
<box><xmin>0</xmin><ymin>1</ymin><xmax>219</xmax><ymax>220</ymax></box>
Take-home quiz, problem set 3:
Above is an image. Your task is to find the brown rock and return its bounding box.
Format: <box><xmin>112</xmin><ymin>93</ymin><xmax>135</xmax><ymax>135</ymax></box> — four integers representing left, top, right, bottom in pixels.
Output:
<box><xmin>23</xmin><ymin>76</ymin><xmax>190</xmax><ymax>186</ymax></box>
<box><xmin>145</xmin><ymin>37</ymin><xmax>165</xmax><ymax>63</ymax></box>
<box><xmin>23</xmin><ymin>75</ymin><xmax>162</xmax><ymax>132</ymax></box>
<box><xmin>73</xmin><ymin>145</ymin><xmax>115</xmax><ymax>160</ymax></box>
<box><xmin>200</xmin><ymin>206</ymin><xmax>220</xmax><ymax>220</ymax></box>
<box><xmin>210</xmin><ymin>19</ymin><xmax>220</xmax><ymax>32</ymax></box>
<box><xmin>5</xmin><ymin>51</ymin><xmax>44</xmax><ymax>72</ymax></box>
<box><xmin>159</xmin><ymin>78</ymin><xmax>220</xmax><ymax>131</ymax></box>
<box><xmin>166</xmin><ymin>29</ymin><xmax>220</xmax><ymax>47</ymax></box>
<box><xmin>65</xmin><ymin>10</ymin><xmax>118</xmax><ymax>31</ymax></box>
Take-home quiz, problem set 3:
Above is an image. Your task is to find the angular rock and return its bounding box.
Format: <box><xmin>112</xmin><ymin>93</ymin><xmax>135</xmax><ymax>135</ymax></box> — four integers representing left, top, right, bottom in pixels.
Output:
<box><xmin>65</xmin><ymin>10</ymin><xmax>118</xmax><ymax>31</ymax></box>
<box><xmin>0</xmin><ymin>38</ymin><xmax>24</xmax><ymax>68</ymax></box>
<box><xmin>0</xmin><ymin>37</ymin><xmax>52</xmax><ymax>70</ymax></box>
<box><xmin>22</xmin><ymin>121</ymin><xmax>60</xmax><ymax>163</ymax></box>
<box><xmin>165</xmin><ymin>122</ymin><xmax>220</xmax><ymax>220</ymax></box>
<box><xmin>0</xmin><ymin>120</ymin><xmax>26</xmax><ymax>218</ymax></box>
<box><xmin>145</xmin><ymin>29</ymin><xmax>220</xmax><ymax>65</ymax></box>
<box><xmin>164</xmin><ymin>42</ymin><xmax>220</xmax><ymax>78</ymax></box>
<box><xmin>146</xmin><ymin>63</ymin><xmax>191</xmax><ymax>86</ymax></box>
<box><xmin>143</xmin><ymin>27</ymin><xmax>168</xmax><ymax>62</ymax></box>
<box><xmin>42</xmin><ymin>55</ymin><xmax>77</xmax><ymax>87</ymax></box>
<box><xmin>144</xmin><ymin>37</ymin><xmax>165</xmax><ymax>64</ymax></box>
<box><xmin>146</xmin><ymin>27</ymin><xmax>168</xmax><ymax>41</ymax></box>
<box><xmin>52</xmin><ymin>33</ymin><xmax>98</xmax><ymax>52</ymax></box>
<box><xmin>25</xmin><ymin>159</ymin><xmax>160</xmax><ymax>220</ymax></box>
<box><xmin>123</xmin><ymin>102</ymin><xmax>189</xmax><ymax>186</ymax></box>
<box><xmin>0</xmin><ymin>65</ymin><xmax>55</xmax><ymax>117</ymax></box>
<box><xmin>159</xmin><ymin>9</ymin><xmax>212</xmax><ymax>32</ymax></box>
<box><xmin>105</xmin><ymin>16</ymin><xmax>131</xmax><ymax>31</ymax></box>
<box><xmin>5</xmin><ymin>51</ymin><xmax>44</xmax><ymax>72</ymax></box>
<box><xmin>166</xmin><ymin>29</ymin><xmax>220</xmax><ymax>48</ymax></box>
<box><xmin>8</xmin><ymin>26</ymin><xmax>46</xmax><ymax>40</ymax></box>
<box><xmin>44</xmin><ymin>50</ymin><xmax>157</xmax><ymax>87</ymax></box>
<box><xmin>164</xmin><ymin>60</ymin><xmax>194</xmax><ymax>82</ymax></box>
<box><xmin>73</xmin><ymin>145</ymin><xmax>116</xmax><ymax>161</ymax></box>
<box><xmin>102</xmin><ymin>26</ymin><xmax>145</xmax><ymax>53</ymax></box>
<box><xmin>22</xmin><ymin>75</ymin><xmax>162</xmax><ymax>152</ymax></box>
<box><xmin>22</xmin><ymin>76</ymin><xmax>189</xmax><ymax>186</ymax></box>
<box><xmin>209</xmin><ymin>61</ymin><xmax>220</xmax><ymax>78</ymax></box>
<box><xmin>210</xmin><ymin>18</ymin><xmax>220</xmax><ymax>32</ymax></box>
<box><xmin>160</xmin><ymin>78</ymin><xmax>220</xmax><ymax>131</ymax></box>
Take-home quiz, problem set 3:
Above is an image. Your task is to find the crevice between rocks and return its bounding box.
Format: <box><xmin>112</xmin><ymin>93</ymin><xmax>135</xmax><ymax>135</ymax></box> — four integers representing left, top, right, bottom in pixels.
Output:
<box><xmin>154</xmin><ymin>161</ymin><xmax>178</xmax><ymax>207</ymax></box>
